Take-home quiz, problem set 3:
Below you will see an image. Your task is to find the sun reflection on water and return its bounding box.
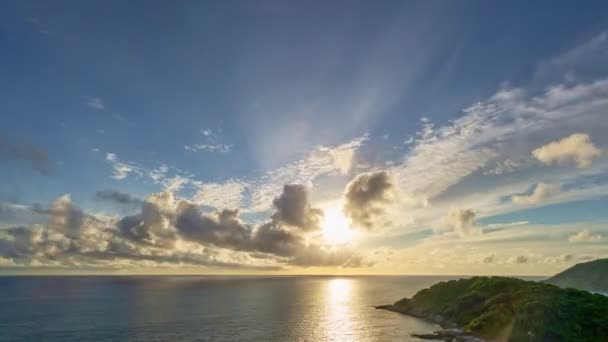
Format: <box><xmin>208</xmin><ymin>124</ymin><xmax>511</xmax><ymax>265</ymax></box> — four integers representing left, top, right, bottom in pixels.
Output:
<box><xmin>324</xmin><ymin>278</ymin><xmax>357</xmax><ymax>341</ymax></box>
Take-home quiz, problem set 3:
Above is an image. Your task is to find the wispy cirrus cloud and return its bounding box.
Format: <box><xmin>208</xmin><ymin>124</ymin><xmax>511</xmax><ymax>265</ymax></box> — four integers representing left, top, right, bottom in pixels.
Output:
<box><xmin>105</xmin><ymin>153</ymin><xmax>142</xmax><ymax>180</ymax></box>
<box><xmin>511</xmin><ymin>182</ymin><xmax>561</xmax><ymax>206</ymax></box>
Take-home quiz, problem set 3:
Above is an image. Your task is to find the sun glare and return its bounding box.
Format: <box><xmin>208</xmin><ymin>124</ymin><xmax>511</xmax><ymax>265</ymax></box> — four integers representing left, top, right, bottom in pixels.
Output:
<box><xmin>321</xmin><ymin>207</ymin><xmax>354</xmax><ymax>245</ymax></box>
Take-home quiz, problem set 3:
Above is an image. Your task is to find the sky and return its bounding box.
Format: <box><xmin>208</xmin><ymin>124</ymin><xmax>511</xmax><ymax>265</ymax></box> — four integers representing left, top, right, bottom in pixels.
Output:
<box><xmin>1</xmin><ymin>1</ymin><xmax>608</xmax><ymax>275</ymax></box>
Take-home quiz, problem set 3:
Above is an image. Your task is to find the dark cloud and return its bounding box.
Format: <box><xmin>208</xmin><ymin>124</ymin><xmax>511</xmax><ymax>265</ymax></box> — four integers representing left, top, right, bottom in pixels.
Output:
<box><xmin>515</xmin><ymin>255</ymin><xmax>528</xmax><ymax>264</ymax></box>
<box><xmin>343</xmin><ymin>171</ymin><xmax>395</xmax><ymax>229</ymax></box>
<box><xmin>271</xmin><ymin>184</ymin><xmax>323</xmax><ymax>231</ymax></box>
<box><xmin>176</xmin><ymin>203</ymin><xmax>251</xmax><ymax>251</ymax></box>
<box><xmin>116</xmin><ymin>193</ymin><xmax>178</xmax><ymax>248</ymax></box>
<box><xmin>95</xmin><ymin>190</ymin><xmax>142</xmax><ymax>207</ymax></box>
<box><xmin>0</xmin><ymin>135</ymin><xmax>52</xmax><ymax>174</ymax></box>
<box><xmin>251</xmin><ymin>223</ymin><xmax>302</xmax><ymax>257</ymax></box>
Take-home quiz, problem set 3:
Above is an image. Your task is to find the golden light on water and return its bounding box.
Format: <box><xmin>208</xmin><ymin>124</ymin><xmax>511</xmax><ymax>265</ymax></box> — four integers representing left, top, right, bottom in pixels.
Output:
<box><xmin>321</xmin><ymin>207</ymin><xmax>354</xmax><ymax>245</ymax></box>
<box><xmin>324</xmin><ymin>278</ymin><xmax>356</xmax><ymax>341</ymax></box>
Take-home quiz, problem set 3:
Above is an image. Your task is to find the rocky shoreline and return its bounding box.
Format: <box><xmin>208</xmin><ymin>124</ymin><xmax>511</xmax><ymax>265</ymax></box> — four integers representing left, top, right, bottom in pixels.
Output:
<box><xmin>375</xmin><ymin>304</ymin><xmax>483</xmax><ymax>341</ymax></box>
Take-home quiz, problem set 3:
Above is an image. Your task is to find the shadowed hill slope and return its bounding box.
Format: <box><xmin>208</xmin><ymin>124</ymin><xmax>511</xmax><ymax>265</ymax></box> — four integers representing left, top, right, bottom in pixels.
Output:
<box><xmin>545</xmin><ymin>258</ymin><xmax>608</xmax><ymax>293</ymax></box>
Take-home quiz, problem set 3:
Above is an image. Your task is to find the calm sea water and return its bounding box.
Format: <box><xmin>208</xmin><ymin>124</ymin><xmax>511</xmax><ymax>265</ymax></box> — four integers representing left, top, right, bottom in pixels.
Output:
<box><xmin>0</xmin><ymin>275</ymin><xmax>469</xmax><ymax>341</ymax></box>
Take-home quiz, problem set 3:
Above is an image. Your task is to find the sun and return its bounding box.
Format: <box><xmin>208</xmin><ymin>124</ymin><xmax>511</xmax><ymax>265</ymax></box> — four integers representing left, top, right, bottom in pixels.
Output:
<box><xmin>321</xmin><ymin>206</ymin><xmax>355</xmax><ymax>245</ymax></box>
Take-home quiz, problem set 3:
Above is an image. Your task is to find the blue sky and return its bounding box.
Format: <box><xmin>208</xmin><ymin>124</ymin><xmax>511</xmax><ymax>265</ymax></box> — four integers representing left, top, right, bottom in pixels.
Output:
<box><xmin>1</xmin><ymin>1</ymin><xmax>608</xmax><ymax>274</ymax></box>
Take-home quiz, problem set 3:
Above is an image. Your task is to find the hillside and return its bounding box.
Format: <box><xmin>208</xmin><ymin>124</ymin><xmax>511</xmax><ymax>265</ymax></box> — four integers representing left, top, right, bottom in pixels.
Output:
<box><xmin>545</xmin><ymin>258</ymin><xmax>608</xmax><ymax>293</ymax></box>
<box><xmin>377</xmin><ymin>276</ymin><xmax>608</xmax><ymax>341</ymax></box>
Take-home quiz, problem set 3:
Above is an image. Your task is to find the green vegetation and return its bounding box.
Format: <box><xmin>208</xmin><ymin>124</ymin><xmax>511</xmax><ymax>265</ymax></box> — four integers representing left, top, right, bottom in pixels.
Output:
<box><xmin>381</xmin><ymin>277</ymin><xmax>608</xmax><ymax>341</ymax></box>
<box><xmin>545</xmin><ymin>258</ymin><xmax>608</xmax><ymax>293</ymax></box>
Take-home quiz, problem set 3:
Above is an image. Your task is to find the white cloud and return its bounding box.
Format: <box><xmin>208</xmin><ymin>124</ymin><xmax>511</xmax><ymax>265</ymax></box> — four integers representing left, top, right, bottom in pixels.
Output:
<box><xmin>161</xmin><ymin>175</ymin><xmax>190</xmax><ymax>193</ymax></box>
<box><xmin>185</xmin><ymin>143</ymin><xmax>233</xmax><ymax>153</ymax></box>
<box><xmin>443</xmin><ymin>208</ymin><xmax>480</xmax><ymax>237</ymax></box>
<box><xmin>105</xmin><ymin>153</ymin><xmax>142</xmax><ymax>180</ymax></box>
<box><xmin>391</xmin><ymin>107</ymin><xmax>498</xmax><ymax>200</ymax></box>
<box><xmin>249</xmin><ymin>135</ymin><xmax>367</xmax><ymax>211</ymax></box>
<box><xmin>535</xmin><ymin>31</ymin><xmax>608</xmax><ymax>83</ymax></box>
<box><xmin>532</xmin><ymin>133</ymin><xmax>602</xmax><ymax>168</ymax></box>
<box><xmin>512</xmin><ymin>182</ymin><xmax>561</xmax><ymax>205</ymax></box>
<box><xmin>483</xmin><ymin>158</ymin><xmax>528</xmax><ymax>175</ymax></box>
<box><xmin>568</xmin><ymin>229</ymin><xmax>602</xmax><ymax>243</ymax></box>
<box><xmin>193</xmin><ymin>180</ymin><xmax>247</xmax><ymax>209</ymax></box>
<box><xmin>185</xmin><ymin>129</ymin><xmax>233</xmax><ymax>153</ymax></box>
<box><xmin>149</xmin><ymin>164</ymin><xmax>169</xmax><ymax>183</ymax></box>
<box><xmin>88</xmin><ymin>97</ymin><xmax>104</xmax><ymax>110</ymax></box>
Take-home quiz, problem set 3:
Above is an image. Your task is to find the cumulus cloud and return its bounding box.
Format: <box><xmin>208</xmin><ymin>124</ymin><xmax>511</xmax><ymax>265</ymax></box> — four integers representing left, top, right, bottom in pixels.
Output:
<box><xmin>0</xmin><ymin>136</ymin><xmax>52</xmax><ymax>174</ymax></box>
<box><xmin>343</xmin><ymin>171</ymin><xmax>396</xmax><ymax>230</ymax></box>
<box><xmin>568</xmin><ymin>229</ymin><xmax>602</xmax><ymax>243</ymax></box>
<box><xmin>0</xmin><ymin>186</ymin><xmax>364</xmax><ymax>270</ymax></box>
<box><xmin>511</xmin><ymin>182</ymin><xmax>561</xmax><ymax>205</ymax></box>
<box><xmin>95</xmin><ymin>190</ymin><xmax>142</xmax><ymax>207</ymax></box>
<box><xmin>444</xmin><ymin>208</ymin><xmax>479</xmax><ymax>237</ymax></box>
<box><xmin>249</xmin><ymin>135</ymin><xmax>367</xmax><ymax>212</ymax></box>
<box><xmin>532</xmin><ymin>133</ymin><xmax>602</xmax><ymax>168</ymax></box>
<box><xmin>271</xmin><ymin>184</ymin><xmax>323</xmax><ymax>231</ymax></box>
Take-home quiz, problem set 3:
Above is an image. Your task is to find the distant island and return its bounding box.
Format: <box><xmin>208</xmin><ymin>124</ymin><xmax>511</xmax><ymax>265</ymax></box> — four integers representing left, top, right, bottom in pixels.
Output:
<box><xmin>545</xmin><ymin>258</ymin><xmax>608</xmax><ymax>294</ymax></box>
<box><xmin>377</xmin><ymin>276</ymin><xmax>608</xmax><ymax>341</ymax></box>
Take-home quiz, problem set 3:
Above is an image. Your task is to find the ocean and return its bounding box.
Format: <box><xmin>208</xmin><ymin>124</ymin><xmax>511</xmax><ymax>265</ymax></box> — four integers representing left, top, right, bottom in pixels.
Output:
<box><xmin>0</xmin><ymin>275</ymin><xmax>481</xmax><ymax>341</ymax></box>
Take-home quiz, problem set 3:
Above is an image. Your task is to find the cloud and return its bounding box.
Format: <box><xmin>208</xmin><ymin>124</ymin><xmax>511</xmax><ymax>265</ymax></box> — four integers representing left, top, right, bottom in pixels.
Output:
<box><xmin>483</xmin><ymin>255</ymin><xmax>495</xmax><ymax>263</ymax></box>
<box><xmin>192</xmin><ymin>180</ymin><xmax>247</xmax><ymax>209</ymax></box>
<box><xmin>185</xmin><ymin>129</ymin><xmax>233</xmax><ymax>153</ymax></box>
<box><xmin>249</xmin><ymin>135</ymin><xmax>367</xmax><ymax>211</ymax></box>
<box><xmin>444</xmin><ymin>208</ymin><xmax>479</xmax><ymax>237</ymax></box>
<box><xmin>343</xmin><ymin>171</ymin><xmax>396</xmax><ymax>229</ymax></box>
<box><xmin>514</xmin><ymin>255</ymin><xmax>528</xmax><ymax>264</ymax></box>
<box><xmin>535</xmin><ymin>31</ymin><xmax>608</xmax><ymax>83</ymax></box>
<box><xmin>0</xmin><ymin>136</ymin><xmax>52</xmax><ymax>174</ymax></box>
<box><xmin>322</xmin><ymin>134</ymin><xmax>367</xmax><ymax>175</ymax></box>
<box><xmin>568</xmin><ymin>229</ymin><xmax>602</xmax><ymax>243</ymax></box>
<box><xmin>95</xmin><ymin>190</ymin><xmax>142</xmax><ymax>207</ymax></box>
<box><xmin>185</xmin><ymin>144</ymin><xmax>232</xmax><ymax>153</ymax></box>
<box><xmin>390</xmin><ymin>112</ymin><xmax>498</xmax><ymax>200</ymax></box>
<box><xmin>161</xmin><ymin>175</ymin><xmax>190</xmax><ymax>193</ymax></box>
<box><xmin>105</xmin><ymin>153</ymin><xmax>142</xmax><ymax>180</ymax></box>
<box><xmin>149</xmin><ymin>164</ymin><xmax>169</xmax><ymax>183</ymax></box>
<box><xmin>483</xmin><ymin>158</ymin><xmax>528</xmax><ymax>176</ymax></box>
<box><xmin>532</xmin><ymin>133</ymin><xmax>602</xmax><ymax>168</ymax></box>
<box><xmin>88</xmin><ymin>97</ymin><xmax>104</xmax><ymax>110</ymax></box>
<box><xmin>511</xmin><ymin>182</ymin><xmax>561</xmax><ymax>205</ymax></box>
<box><xmin>271</xmin><ymin>184</ymin><xmax>323</xmax><ymax>231</ymax></box>
<box><xmin>176</xmin><ymin>204</ymin><xmax>252</xmax><ymax>251</ymax></box>
<box><xmin>1</xmin><ymin>187</ymin><xmax>364</xmax><ymax>270</ymax></box>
